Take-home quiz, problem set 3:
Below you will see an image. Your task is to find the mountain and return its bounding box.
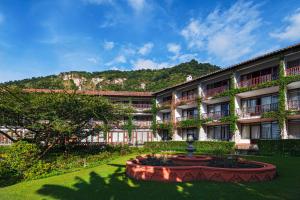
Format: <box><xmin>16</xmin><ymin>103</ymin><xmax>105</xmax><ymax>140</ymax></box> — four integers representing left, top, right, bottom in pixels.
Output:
<box><xmin>2</xmin><ymin>60</ymin><xmax>220</xmax><ymax>92</ymax></box>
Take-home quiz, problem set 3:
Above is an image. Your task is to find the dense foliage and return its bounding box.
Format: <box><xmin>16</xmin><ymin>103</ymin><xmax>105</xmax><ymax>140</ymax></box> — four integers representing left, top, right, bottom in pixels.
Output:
<box><xmin>144</xmin><ymin>141</ymin><xmax>235</xmax><ymax>154</ymax></box>
<box><xmin>0</xmin><ymin>87</ymin><xmax>131</xmax><ymax>155</ymax></box>
<box><xmin>253</xmin><ymin>139</ymin><xmax>300</xmax><ymax>156</ymax></box>
<box><xmin>1</xmin><ymin>60</ymin><xmax>220</xmax><ymax>92</ymax></box>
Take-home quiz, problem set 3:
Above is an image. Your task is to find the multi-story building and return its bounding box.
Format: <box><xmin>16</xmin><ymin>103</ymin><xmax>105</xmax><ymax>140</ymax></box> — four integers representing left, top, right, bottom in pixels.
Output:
<box><xmin>1</xmin><ymin>43</ymin><xmax>300</xmax><ymax>147</ymax></box>
<box><xmin>153</xmin><ymin>43</ymin><xmax>300</xmax><ymax>147</ymax></box>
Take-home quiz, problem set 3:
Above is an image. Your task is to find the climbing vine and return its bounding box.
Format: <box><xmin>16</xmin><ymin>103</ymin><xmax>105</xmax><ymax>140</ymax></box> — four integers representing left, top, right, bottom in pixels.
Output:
<box><xmin>150</xmin><ymin>98</ymin><xmax>158</xmax><ymax>136</ymax></box>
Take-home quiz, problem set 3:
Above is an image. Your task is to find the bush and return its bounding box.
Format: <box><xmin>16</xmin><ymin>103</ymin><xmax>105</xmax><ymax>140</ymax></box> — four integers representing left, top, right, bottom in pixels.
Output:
<box><xmin>6</xmin><ymin>141</ymin><xmax>41</xmax><ymax>176</ymax></box>
<box><xmin>144</xmin><ymin>141</ymin><xmax>235</xmax><ymax>155</ymax></box>
<box><xmin>23</xmin><ymin>160</ymin><xmax>52</xmax><ymax>180</ymax></box>
<box><xmin>253</xmin><ymin>139</ymin><xmax>300</xmax><ymax>156</ymax></box>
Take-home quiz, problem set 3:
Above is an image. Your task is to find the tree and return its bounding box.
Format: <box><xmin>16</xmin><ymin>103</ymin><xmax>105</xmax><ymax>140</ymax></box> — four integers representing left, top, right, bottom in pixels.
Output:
<box><xmin>0</xmin><ymin>86</ymin><xmax>131</xmax><ymax>156</ymax></box>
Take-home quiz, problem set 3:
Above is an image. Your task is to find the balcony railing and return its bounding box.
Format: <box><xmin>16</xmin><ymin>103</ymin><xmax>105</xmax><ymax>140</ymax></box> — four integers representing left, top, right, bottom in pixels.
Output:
<box><xmin>202</xmin><ymin>111</ymin><xmax>229</xmax><ymax>120</ymax></box>
<box><xmin>205</xmin><ymin>86</ymin><xmax>228</xmax><ymax>98</ymax></box>
<box><xmin>286</xmin><ymin>66</ymin><xmax>300</xmax><ymax>76</ymax></box>
<box><xmin>176</xmin><ymin>114</ymin><xmax>198</xmax><ymax>121</ymax></box>
<box><xmin>238</xmin><ymin>74</ymin><xmax>276</xmax><ymax>88</ymax></box>
<box><xmin>158</xmin><ymin>100</ymin><xmax>172</xmax><ymax>109</ymax></box>
<box><xmin>157</xmin><ymin>119</ymin><xmax>171</xmax><ymax>124</ymax></box>
<box><xmin>132</xmin><ymin>104</ymin><xmax>151</xmax><ymax>109</ymax></box>
<box><xmin>176</xmin><ymin>95</ymin><xmax>197</xmax><ymax>105</ymax></box>
<box><xmin>288</xmin><ymin>100</ymin><xmax>300</xmax><ymax>110</ymax></box>
<box><xmin>133</xmin><ymin>121</ymin><xmax>152</xmax><ymax>127</ymax></box>
<box><xmin>237</xmin><ymin>103</ymin><xmax>278</xmax><ymax>118</ymax></box>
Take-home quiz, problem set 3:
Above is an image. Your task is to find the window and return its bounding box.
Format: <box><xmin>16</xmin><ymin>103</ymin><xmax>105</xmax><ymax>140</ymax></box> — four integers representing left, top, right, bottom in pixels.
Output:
<box><xmin>207</xmin><ymin>125</ymin><xmax>230</xmax><ymax>141</ymax></box>
<box><xmin>207</xmin><ymin>102</ymin><xmax>229</xmax><ymax>117</ymax></box>
<box><xmin>182</xmin><ymin>89</ymin><xmax>196</xmax><ymax>98</ymax></box>
<box><xmin>287</xmin><ymin>59</ymin><xmax>300</xmax><ymax>68</ymax></box>
<box><xmin>240</xmin><ymin>66</ymin><xmax>279</xmax><ymax>81</ymax></box>
<box><xmin>206</xmin><ymin>79</ymin><xmax>229</xmax><ymax>90</ymax></box>
<box><xmin>182</xmin><ymin>128</ymin><xmax>198</xmax><ymax>140</ymax></box>
<box><xmin>162</xmin><ymin>96</ymin><xmax>172</xmax><ymax>103</ymax></box>
<box><xmin>242</xmin><ymin>122</ymin><xmax>279</xmax><ymax>139</ymax></box>
<box><xmin>162</xmin><ymin>113</ymin><xmax>171</xmax><ymax>121</ymax></box>
<box><xmin>241</xmin><ymin>94</ymin><xmax>278</xmax><ymax>114</ymax></box>
<box><xmin>182</xmin><ymin>108</ymin><xmax>198</xmax><ymax>119</ymax></box>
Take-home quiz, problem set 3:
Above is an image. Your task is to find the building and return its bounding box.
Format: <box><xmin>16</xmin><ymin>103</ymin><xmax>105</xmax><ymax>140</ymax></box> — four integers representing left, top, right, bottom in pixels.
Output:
<box><xmin>1</xmin><ymin>43</ymin><xmax>300</xmax><ymax>146</ymax></box>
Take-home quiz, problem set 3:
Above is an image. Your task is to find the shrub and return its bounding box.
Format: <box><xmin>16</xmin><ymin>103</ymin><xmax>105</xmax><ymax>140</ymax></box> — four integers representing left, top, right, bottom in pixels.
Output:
<box><xmin>23</xmin><ymin>160</ymin><xmax>52</xmax><ymax>180</ymax></box>
<box><xmin>6</xmin><ymin>141</ymin><xmax>41</xmax><ymax>176</ymax></box>
<box><xmin>144</xmin><ymin>141</ymin><xmax>235</xmax><ymax>155</ymax></box>
<box><xmin>253</xmin><ymin>139</ymin><xmax>300</xmax><ymax>156</ymax></box>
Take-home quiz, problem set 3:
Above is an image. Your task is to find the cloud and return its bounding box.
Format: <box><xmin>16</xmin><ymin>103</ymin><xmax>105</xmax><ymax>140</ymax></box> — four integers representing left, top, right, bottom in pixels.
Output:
<box><xmin>138</xmin><ymin>42</ymin><xmax>153</xmax><ymax>55</ymax></box>
<box><xmin>167</xmin><ymin>43</ymin><xmax>181</xmax><ymax>54</ymax></box>
<box><xmin>133</xmin><ymin>58</ymin><xmax>170</xmax><ymax>70</ymax></box>
<box><xmin>270</xmin><ymin>9</ymin><xmax>300</xmax><ymax>41</ymax></box>
<box><xmin>87</xmin><ymin>57</ymin><xmax>99</xmax><ymax>64</ymax></box>
<box><xmin>127</xmin><ymin>0</ymin><xmax>146</xmax><ymax>13</ymax></box>
<box><xmin>105</xmin><ymin>55</ymin><xmax>127</xmax><ymax>66</ymax></box>
<box><xmin>180</xmin><ymin>0</ymin><xmax>261</xmax><ymax>63</ymax></box>
<box><xmin>103</xmin><ymin>41</ymin><xmax>114</xmax><ymax>50</ymax></box>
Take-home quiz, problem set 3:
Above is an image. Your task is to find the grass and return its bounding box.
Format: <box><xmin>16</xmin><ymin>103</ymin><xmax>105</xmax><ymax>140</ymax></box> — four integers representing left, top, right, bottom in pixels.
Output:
<box><xmin>0</xmin><ymin>155</ymin><xmax>299</xmax><ymax>200</ymax></box>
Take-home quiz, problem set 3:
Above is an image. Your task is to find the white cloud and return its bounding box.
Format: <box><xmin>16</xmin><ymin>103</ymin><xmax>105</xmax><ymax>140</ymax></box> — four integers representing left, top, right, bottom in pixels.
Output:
<box><xmin>270</xmin><ymin>9</ymin><xmax>300</xmax><ymax>41</ymax></box>
<box><xmin>127</xmin><ymin>0</ymin><xmax>146</xmax><ymax>13</ymax></box>
<box><xmin>133</xmin><ymin>59</ymin><xmax>170</xmax><ymax>70</ymax></box>
<box><xmin>180</xmin><ymin>0</ymin><xmax>261</xmax><ymax>63</ymax></box>
<box><xmin>103</xmin><ymin>41</ymin><xmax>114</xmax><ymax>50</ymax></box>
<box><xmin>105</xmin><ymin>55</ymin><xmax>127</xmax><ymax>66</ymax></box>
<box><xmin>167</xmin><ymin>43</ymin><xmax>181</xmax><ymax>54</ymax></box>
<box><xmin>87</xmin><ymin>57</ymin><xmax>99</xmax><ymax>64</ymax></box>
<box><xmin>138</xmin><ymin>42</ymin><xmax>153</xmax><ymax>55</ymax></box>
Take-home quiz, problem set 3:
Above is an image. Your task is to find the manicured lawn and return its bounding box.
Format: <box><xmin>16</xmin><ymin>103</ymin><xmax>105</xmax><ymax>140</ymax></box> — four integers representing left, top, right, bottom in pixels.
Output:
<box><xmin>0</xmin><ymin>155</ymin><xmax>299</xmax><ymax>200</ymax></box>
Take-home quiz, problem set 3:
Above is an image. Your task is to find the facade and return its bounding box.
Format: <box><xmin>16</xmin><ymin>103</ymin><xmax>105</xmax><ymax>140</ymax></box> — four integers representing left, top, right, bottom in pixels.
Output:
<box><xmin>154</xmin><ymin>43</ymin><xmax>300</xmax><ymax>147</ymax></box>
<box><xmin>1</xmin><ymin>43</ymin><xmax>300</xmax><ymax>146</ymax></box>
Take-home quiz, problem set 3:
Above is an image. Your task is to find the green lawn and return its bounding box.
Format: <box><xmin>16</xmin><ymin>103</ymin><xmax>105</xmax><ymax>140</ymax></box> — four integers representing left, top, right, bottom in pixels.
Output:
<box><xmin>0</xmin><ymin>155</ymin><xmax>299</xmax><ymax>200</ymax></box>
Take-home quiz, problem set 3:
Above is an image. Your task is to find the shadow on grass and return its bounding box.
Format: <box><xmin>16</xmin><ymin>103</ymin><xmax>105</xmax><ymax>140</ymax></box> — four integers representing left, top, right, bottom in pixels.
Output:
<box><xmin>36</xmin><ymin>163</ymin><xmax>287</xmax><ymax>200</ymax></box>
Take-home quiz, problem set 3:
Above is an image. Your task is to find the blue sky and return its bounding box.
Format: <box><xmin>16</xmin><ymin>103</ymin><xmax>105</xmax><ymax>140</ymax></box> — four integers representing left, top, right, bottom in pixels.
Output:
<box><xmin>1</xmin><ymin>0</ymin><xmax>300</xmax><ymax>82</ymax></box>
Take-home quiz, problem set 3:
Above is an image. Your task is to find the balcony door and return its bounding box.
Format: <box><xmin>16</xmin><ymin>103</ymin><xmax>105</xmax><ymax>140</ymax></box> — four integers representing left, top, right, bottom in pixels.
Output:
<box><xmin>182</xmin><ymin>108</ymin><xmax>197</xmax><ymax>120</ymax></box>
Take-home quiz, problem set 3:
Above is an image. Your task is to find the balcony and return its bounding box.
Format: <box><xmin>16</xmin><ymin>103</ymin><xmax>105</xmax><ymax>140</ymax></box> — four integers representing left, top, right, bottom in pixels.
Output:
<box><xmin>132</xmin><ymin>104</ymin><xmax>151</xmax><ymax>111</ymax></box>
<box><xmin>205</xmin><ymin>86</ymin><xmax>228</xmax><ymax>98</ymax></box>
<box><xmin>286</xmin><ymin>66</ymin><xmax>300</xmax><ymax>76</ymax></box>
<box><xmin>238</xmin><ymin>74</ymin><xmax>275</xmax><ymax>88</ymax></box>
<box><xmin>158</xmin><ymin>100</ymin><xmax>172</xmax><ymax>111</ymax></box>
<box><xmin>288</xmin><ymin>100</ymin><xmax>300</xmax><ymax>110</ymax></box>
<box><xmin>176</xmin><ymin>114</ymin><xmax>198</xmax><ymax>122</ymax></box>
<box><xmin>237</xmin><ymin>103</ymin><xmax>278</xmax><ymax>118</ymax></box>
<box><xmin>157</xmin><ymin>119</ymin><xmax>171</xmax><ymax>124</ymax></box>
<box><xmin>202</xmin><ymin>111</ymin><xmax>229</xmax><ymax>120</ymax></box>
<box><xmin>133</xmin><ymin>121</ymin><xmax>152</xmax><ymax>128</ymax></box>
<box><xmin>175</xmin><ymin>95</ymin><xmax>197</xmax><ymax>106</ymax></box>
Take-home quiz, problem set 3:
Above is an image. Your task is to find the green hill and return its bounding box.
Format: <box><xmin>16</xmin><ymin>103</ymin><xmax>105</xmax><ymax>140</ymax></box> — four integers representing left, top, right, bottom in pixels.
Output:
<box><xmin>2</xmin><ymin>60</ymin><xmax>220</xmax><ymax>92</ymax></box>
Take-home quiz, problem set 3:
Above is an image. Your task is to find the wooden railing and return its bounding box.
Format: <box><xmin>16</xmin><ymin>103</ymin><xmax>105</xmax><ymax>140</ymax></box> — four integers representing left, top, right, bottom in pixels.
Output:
<box><xmin>202</xmin><ymin>111</ymin><xmax>229</xmax><ymax>120</ymax></box>
<box><xmin>286</xmin><ymin>66</ymin><xmax>300</xmax><ymax>76</ymax></box>
<box><xmin>159</xmin><ymin>100</ymin><xmax>172</xmax><ymax>108</ymax></box>
<box><xmin>176</xmin><ymin>95</ymin><xmax>197</xmax><ymax>105</ymax></box>
<box><xmin>288</xmin><ymin>100</ymin><xmax>300</xmax><ymax>110</ymax></box>
<box><xmin>238</xmin><ymin>74</ymin><xmax>275</xmax><ymax>88</ymax></box>
<box><xmin>132</xmin><ymin>104</ymin><xmax>151</xmax><ymax>109</ymax></box>
<box><xmin>205</xmin><ymin>85</ymin><xmax>228</xmax><ymax>98</ymax></box>
<box><xmin>237</xmin><ymin>103</ymin><xmax>278</xmax><ymax>118</ymax></box>
<box><xmin>176</xmin><ymin>114</ymin><xmax>198</xmax><ymax>121</ymax></box>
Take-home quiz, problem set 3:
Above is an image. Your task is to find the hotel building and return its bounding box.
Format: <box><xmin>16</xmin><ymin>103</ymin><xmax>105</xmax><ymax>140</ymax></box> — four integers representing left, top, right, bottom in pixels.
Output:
<box><xmin>1</xmin><ymin>43</ymin><xmax>300</xmax><ymax>147</ymax></box>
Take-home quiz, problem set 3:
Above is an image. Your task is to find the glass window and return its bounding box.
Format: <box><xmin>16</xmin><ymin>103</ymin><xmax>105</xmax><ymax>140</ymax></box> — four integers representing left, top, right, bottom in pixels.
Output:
<box><xmin>242</xmin><ymin>125</ymin><xmax>250</xmax><ymax>139</ymax></box>
<box><xmin>271</xmin><ymin>122</ymin><xmax>280</xmax><ymax>139</ymax></box>
<box><xmin>251</xmin><ymin>125</ymin><xmax>260</xmax><ymax>139</ymax></box>
<box><xmin>261</xmin><ymin>123</ymin><xmax>272</xmax><ymax>139</ymax></box>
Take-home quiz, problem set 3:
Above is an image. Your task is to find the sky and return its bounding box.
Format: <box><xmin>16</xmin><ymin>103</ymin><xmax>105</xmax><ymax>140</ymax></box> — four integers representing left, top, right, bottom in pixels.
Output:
<box><xmin>1</xmin><ymin>0</ymin><xmax>300</xmax><ymax>82</ymax></box>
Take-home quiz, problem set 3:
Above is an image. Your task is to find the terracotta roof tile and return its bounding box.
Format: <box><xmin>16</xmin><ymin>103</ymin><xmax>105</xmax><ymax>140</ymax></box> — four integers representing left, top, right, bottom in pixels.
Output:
<box><xmin>23</xmin><ymin>89</ymin><xmax>153</xmax><ymax>97</ymax></box>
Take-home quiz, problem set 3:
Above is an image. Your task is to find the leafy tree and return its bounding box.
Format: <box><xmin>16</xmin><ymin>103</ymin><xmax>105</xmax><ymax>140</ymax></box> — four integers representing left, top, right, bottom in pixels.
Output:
<box><xmin>0</xmin><ymin>86</ymin><xmax>131</xmax><ymax>156</ymax></box>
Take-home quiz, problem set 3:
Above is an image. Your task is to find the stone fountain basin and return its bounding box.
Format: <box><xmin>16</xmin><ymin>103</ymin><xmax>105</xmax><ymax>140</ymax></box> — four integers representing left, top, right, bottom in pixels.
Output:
<box><xmin>126</xmin><ymin>155</ymin><xmax>276</xmax><ymax>183</ymax></box>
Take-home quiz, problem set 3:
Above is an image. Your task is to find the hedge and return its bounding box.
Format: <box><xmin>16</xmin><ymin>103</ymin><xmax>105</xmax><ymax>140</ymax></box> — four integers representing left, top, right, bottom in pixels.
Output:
<box><xmin>253</xmin><ymin>139</ymin><xmax>300</xmax><ymax>156</ymax></box>
<box><xmin>144</xmin><ymin>141</ymin><xmax>235</xmax><ymax>155</ymax></box>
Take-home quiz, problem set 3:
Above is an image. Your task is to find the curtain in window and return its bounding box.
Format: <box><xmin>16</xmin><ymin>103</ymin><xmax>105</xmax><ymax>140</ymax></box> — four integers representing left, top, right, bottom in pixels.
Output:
<box><xmin>261</xmin><ymin>123</ymin><xmax>272</xmax><ymax>139</ymax></box>
<box><xmin>251</xmin><ymin>125</ymin><xmax>260</xmax><ymax>139</ymax></box>
<box><xmin>242</xmin><ymin>125</ymin><xmax>250</xmax><ymax>139</ymax></box>
<box><xmin>271</xmin><ymin>122</ymin><xmax>280</xmax><ymax>139</ymax></box>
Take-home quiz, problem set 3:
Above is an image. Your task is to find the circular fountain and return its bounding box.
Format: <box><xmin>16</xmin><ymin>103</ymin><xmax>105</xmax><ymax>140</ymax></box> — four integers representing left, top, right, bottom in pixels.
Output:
<box><xmin>126</xmin><ymin>136</ymin><xmax>276</xmax><ymax>183</ymax></box>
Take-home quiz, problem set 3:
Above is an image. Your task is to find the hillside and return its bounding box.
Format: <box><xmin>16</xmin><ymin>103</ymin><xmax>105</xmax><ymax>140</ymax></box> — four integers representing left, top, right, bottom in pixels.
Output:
<box><xmin>2</xmin><ymin>60</ymin><xmax>220</xmax><ymax>92</ymax></box>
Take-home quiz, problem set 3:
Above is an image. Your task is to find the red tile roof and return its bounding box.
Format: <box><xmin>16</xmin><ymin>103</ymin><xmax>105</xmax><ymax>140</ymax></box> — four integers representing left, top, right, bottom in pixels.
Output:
<box><xmin>23</xmin><ymin>89</ymin><xmax>153</xmax><ymax>97</ymax></box>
